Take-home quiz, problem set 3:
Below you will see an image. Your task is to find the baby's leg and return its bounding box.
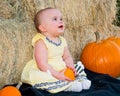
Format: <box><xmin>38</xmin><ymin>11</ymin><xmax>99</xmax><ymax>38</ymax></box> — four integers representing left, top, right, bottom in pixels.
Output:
<box><xmin>75</xmin><ymin>61</ymin><xmax>91</xmax><ymax>90</ymax></box>
<box><xmin>64</xmin><ymin>61</ymin><xmax>91</xmax><ymax>92</ymax></box>
<box><xmin>74</xmin><ymin>61</ymin><xmax>86</xmax><ymax>76</ymax></box>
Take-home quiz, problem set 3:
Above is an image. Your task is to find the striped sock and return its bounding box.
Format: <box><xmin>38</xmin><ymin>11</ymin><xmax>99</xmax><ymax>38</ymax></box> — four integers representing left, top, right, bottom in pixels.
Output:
<box><xmin>75</xmin><ymin>61</ymin><xmax>91</xmax><ymax>90</ymax></box>
<box><xmin>74</xmin><ymin>61</ymin><xmax>86</xmax><ymax>76</ymax></box>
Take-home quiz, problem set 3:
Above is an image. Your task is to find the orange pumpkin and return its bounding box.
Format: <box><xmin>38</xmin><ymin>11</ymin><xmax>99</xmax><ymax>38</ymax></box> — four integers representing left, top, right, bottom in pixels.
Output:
<box><xmin>80</xmin><ymin>32</ymin><xmax>120</xmax><ymax>78</ymax></box>
<box><xmin>64</xmin><ymin>68</ymin><xmax>75</xmax><ymax>80</ymax></box>
<box><xmin>0</xmin><ymin>82</ymin><xmax>22</xmax><ymax>96</ymax></box>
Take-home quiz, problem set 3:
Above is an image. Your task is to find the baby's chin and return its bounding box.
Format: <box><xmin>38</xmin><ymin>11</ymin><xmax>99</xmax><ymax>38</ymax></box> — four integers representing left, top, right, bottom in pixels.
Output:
<box><xmin>58</xmin><ymin>31</ymin><xmax>64</xmax><ymax>35</ymax></box>
<box><xmin>58</xmin><ymin>29</ymin><xmax>64</xmax><ymax>33</ymax></box>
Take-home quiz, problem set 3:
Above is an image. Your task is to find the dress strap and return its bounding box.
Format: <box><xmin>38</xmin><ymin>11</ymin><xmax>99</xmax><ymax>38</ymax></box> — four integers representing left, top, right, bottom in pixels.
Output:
<box><xmin>32</xmin><ymin>33</ymin><xmax>45</xmax><ymax>47</ymax></box>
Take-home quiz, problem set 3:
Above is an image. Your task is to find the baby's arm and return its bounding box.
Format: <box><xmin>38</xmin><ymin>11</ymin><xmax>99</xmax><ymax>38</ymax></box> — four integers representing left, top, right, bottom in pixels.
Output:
<box><xmin>63</xmin><ymin>46</ymin><xmax>76</xmax><ymax>75</ymax></box>
<box><xmin>34</xmin><ymin>40</ymin><xmax>70</xmax><ymax>81</ymax></box>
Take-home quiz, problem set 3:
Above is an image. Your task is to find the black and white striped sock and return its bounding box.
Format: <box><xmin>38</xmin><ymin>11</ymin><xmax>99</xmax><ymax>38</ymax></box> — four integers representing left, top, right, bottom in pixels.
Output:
<box><xmin>74</xmin><ymin>61</ymin><xmax>86</xmax><ymax>77</ymax></box>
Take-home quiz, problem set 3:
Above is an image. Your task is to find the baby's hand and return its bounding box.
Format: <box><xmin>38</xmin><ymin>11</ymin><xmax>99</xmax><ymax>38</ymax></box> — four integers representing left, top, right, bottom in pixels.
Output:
<box><xmin>55</xmin><ymin>70</ymin><xmax>71</xmax><ymax>81</ymax></box>
<box><xmin>64</xmin><ymin>68</ymin><xmax>75</xmax><ymax>80</ymax></box>
<box><xmin>66</xmin><ymin>65</ymin><xmax>77</xmax><ymax>76</ymax></box>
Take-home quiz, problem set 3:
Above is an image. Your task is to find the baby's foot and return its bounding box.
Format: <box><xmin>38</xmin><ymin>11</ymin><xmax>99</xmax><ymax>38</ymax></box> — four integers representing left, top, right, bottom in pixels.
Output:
<box><xmin>82</xmin><ymin>79</ymin><xmax>91</xmax><ymax>90</ymax></box>
<box><xmin>64</xmin><ymin>80</ymin><xmax>83</xmax><ymax>92</ymax></box>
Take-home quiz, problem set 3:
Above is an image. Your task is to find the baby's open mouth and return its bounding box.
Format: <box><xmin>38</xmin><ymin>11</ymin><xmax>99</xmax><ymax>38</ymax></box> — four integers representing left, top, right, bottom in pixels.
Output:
<box><xmin>58</xmin><ymin>25</ymin><xmax>63</xmax><ymax>28</ymax></box>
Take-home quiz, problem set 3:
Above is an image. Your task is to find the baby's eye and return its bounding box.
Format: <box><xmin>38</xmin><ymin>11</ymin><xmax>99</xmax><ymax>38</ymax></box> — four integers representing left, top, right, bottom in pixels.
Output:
<box><xmin>60</xmin><ymin>18</ymin><xmax>63</xmax><ymax>21</ymax></box>
<box><xmin>53</xmin><ymin>17</ymin><xmax>57</xmax><ymax>21</ymax></box>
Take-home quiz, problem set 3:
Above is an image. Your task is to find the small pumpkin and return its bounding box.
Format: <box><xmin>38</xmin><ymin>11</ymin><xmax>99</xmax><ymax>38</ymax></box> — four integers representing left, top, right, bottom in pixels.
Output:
<box><xmin>0</xmin><ymin>81</ymin><xmax>22</xmax><ymax>96</ymax></box>
<box><xmin>64</xmin><ymin>68</ymin><xmax>75</xmax><ymax>80</ymax></box>
<box><xmin>80</xmin><ymin>32</ymin><xmax>120</xmax><ymax>78</ymax></box>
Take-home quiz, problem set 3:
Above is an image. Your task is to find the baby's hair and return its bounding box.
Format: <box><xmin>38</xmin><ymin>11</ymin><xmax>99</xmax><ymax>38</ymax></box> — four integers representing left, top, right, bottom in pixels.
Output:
<box><xmin>34</xmin><ymin>7</ymin><xmax>56</xmax><ymax>32</ymax></box>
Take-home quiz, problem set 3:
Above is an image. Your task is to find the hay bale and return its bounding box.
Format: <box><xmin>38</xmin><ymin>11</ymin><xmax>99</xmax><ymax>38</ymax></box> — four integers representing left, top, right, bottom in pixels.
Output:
<box><xmin>0</xmin><ymin>19</ymin><xmax>35</xmax><ymax>87</ymax></box>
<box><xmin>0</xmin><ymin>1</ymin><xmax>15</xmax><ymax>19</ymax></box>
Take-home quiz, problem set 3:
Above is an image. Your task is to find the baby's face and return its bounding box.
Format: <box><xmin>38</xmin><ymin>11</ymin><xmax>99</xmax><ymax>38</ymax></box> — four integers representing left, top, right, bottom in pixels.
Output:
<box><xmin>40</xmin><ymin>9</ymin><xmax>65</xmax><ymax>37</ymax></box>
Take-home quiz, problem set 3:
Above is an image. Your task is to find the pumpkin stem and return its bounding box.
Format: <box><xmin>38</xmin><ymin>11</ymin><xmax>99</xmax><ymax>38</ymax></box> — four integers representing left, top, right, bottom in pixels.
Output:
<box><xmin>16</xmin><ymin>81</ymin><xmax>22</xmax><ymax>89</ymax></box>
<box><xmin>95</xmin><ymin>31</ymin><xmax>101</xmax><ymax>43</ymax></box>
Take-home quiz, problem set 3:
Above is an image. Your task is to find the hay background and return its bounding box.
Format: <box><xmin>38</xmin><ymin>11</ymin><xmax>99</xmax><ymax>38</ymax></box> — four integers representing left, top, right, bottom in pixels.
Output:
<box><xmin>0</xmin><ymin>0</ymin><xmax>120</xmax><ymax>88</ymax></box>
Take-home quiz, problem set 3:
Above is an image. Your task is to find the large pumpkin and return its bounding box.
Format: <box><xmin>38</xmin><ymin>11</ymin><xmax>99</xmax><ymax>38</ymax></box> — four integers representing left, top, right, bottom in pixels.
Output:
<box><xmin>80</xmin><ymin>32</ymin><xmax>120</xmax><ymax>78</ymax></box>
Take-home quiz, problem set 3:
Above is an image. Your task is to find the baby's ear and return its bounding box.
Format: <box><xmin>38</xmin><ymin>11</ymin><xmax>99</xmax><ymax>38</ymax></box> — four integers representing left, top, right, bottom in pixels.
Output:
<box><xmin>38</xmin><ymin>25</ymin><xmax>46</xmax><ymax>32</ymax></box>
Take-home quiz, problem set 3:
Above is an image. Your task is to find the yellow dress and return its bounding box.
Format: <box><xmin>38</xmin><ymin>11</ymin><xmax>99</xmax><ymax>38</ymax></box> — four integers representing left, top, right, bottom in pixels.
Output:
<box><xmin>21</xmin><ymin>33</ymin><xmax>71</xmax><ymax>93</ymax></box>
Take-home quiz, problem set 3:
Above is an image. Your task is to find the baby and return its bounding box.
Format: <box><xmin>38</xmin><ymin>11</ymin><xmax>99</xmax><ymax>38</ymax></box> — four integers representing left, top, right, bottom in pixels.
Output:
<box><xmin>21</xmin><ymin>7</ymin><xmax>91</xmax><ymax>93</ymax></box>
